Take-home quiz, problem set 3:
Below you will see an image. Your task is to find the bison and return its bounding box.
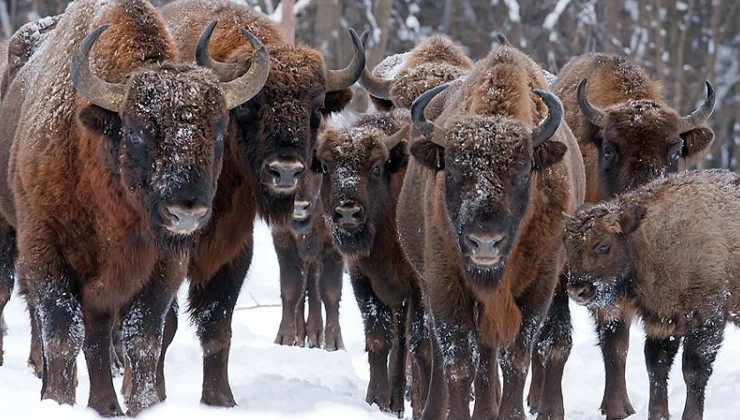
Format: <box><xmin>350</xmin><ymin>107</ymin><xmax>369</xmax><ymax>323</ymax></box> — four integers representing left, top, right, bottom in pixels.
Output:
<box><xmin>565</xmin><ymin>169</ymin><xmax>740</xmax><ymax>420</ymax></box>
<box><xmin>158</xmin><ymin>0</ymin><xmax>364</xmax><ymax>407</ymax></box>
<box><xmin>0</xmin><ymin>0</ymin><xmax>268</xmax><ymax>415</ymax></box>
<box><xmin>271</xmin><ymin>170</ymin><xmax>345</xmax><ymax>350</ymax></box>
<box><xmin>552</xmin><ymin>52</ymin><xmax>715</xmax><ymax>419</ymax></box>
<box><xmin>401</xmin><ymin>44</ymin><xmax>585</xmax><ymax>419</ymax></box>
<box><xmin>312</xmin><ymin>109</ymin><xmax>433</xmax><ymax>418</ymax></box>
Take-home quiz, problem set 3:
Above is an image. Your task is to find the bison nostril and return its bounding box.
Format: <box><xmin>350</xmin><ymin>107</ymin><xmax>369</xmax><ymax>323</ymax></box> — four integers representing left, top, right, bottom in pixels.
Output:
<box><xmin>268</xmin><ymin>160</ymin><xmax>305</xmax><ymax>188</ymax></box>
<box><xmin>165</xmin><ymin>205</ymin><xmax>209</xmax><ymax>234</ymax></box>
<box><xmin>334</xmin><ymin>205</ymin><xmax>362</xmax><ymax>225</ymax></box>
<box><xmin>465</xmin><ymin>233</ymin><xmax>505</xmax><ymax>252</ymax></box>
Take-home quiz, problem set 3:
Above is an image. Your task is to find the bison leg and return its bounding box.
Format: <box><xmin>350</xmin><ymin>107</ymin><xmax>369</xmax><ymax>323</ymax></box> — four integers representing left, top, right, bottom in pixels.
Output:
<box><xmin>595</xmin><ymin>307</ymin><xmax>636</xmax><ymax>419</ymax></box>
<box><xmin>33</xmin><ymin>279</ymin><xmax>83</xmax><ymax>407</ymax></box>
<box><xmin>190</xmin><ymin>247</ymin><xmax>250</xmax><ymax>407</ymax></box>
<box><xmin>388</xmin><ymin>304</ymin><xmax>408</xmax><ymax>417</ymax></box>
<box><xmin>156</xmin><ymin>299</ymin><xmax>178</xmax><ymax>400</ymax></box>
<box><xmin>644</xmin><ymin>336</ymin><xmax>681</xmax><ymax>420</ymax></box>
<box><xmin>529</xmin><ymin>275</ymin><xmax>572</xmax><ymax>420</ymax></box>
<box><xmin>472</xmin><ymin>341</ymin><xmax>500</xmax><ymax>420</ymax></box>
<box><xmin>680</xmin><ymin>321</ymin><xmax>723</xmax><ymax>420</ymax></box>
<box><xmin>82</xmin><ymin>308</ymin><xmax>123</xmax><ymax>416</ymax></box>
<box><xmin>320</xmin><ymin>250</ymin><xmax>344</xmax><ymax>351</ymax></box>
<box><xmin>0</xmin><ymin>218</ymin><xmax>16</xmax><ymax>368</ymax></box>
<box><xmin>408</xmin><ymin>288</ymin><xmax>433</xmax><ymax>419</ymax></box>
<box><xmin>434</xmin><ymin>319</ymin><xmax>477</xmax><ymax>420</ymax></box>
<box><xmin>351</xmin><ymin>268</ymin><xmax>393</xmax><ymax>412</ymax></box>
<box><xmin>27</xmin><ymin>300</ymin><xmax>44</xmax><ymax>377</ymax></box>
<box><xmin>273</xmin><ymin>234</ymin><xmax>304</xmax><ymax>347</ymax></box>
<box><xmin>304</xmin><ymin>260</ymin><xmax>324</xmax><ymax>348</ymax></box>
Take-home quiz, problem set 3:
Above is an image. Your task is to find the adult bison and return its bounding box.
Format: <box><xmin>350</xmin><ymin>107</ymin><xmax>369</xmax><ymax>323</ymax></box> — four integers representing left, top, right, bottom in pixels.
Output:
<box><xmin>0</xmin><ymin>0</ymin><xmax>268</xmax><ymax>415</ymax></box>
<box><xmin>552</xmin><ymin>52</ymin><xmax>715</xmax><ymax>420</ymax></box>
<box><xmin>313</xmin><ymin>109</ymin><xmax>433</xmax><ymax>418</ymax></box>
<box><xmin>158</xmin><ymin>0</ymin><xmax>364</xmax><ymax>407</ymax></box>
<box><xmin>565</xmin><ymin>169</ymin><xmax>740</xmax><ymax>420</ymax></box>
<box><xmin>271</xmin><ymin>170</ymin><xmax>344</xmax><ymax>351</ymax></box>
<box><xmin>401</xmin><ymin>44</ymin><xmax>585</xmax><ymax>419</ymax></box>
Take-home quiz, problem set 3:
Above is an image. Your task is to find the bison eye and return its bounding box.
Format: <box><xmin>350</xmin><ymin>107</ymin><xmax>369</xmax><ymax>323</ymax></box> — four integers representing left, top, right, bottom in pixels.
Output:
<box><xmin>370</xmin><ymin>163</ymin><xmax>382</xmax><ymax>178</ymax></box>
<box><xmin>127</xmin><ymin>131</ymin><xmax>144</xmax><ymax>145</ymax></box>
<box><xmin>321</xmin><ymin>163</ymin><xmax>329</xmax><ymax>175</ymax></box>
<box><xmin>594</xmin><ymin>243</ymin><xmax>610</xmax><ymax>254</ymax></box>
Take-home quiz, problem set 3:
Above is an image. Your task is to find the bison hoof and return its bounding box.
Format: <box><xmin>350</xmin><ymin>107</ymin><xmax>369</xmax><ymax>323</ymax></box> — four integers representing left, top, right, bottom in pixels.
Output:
<box><xmin>201</xmin><ymin>389</ymin><xmax>237</xmax><ymax>408</ymax></box>
<box><xmin>90</xmin><ymin>398</ymin><xmax>124</xmax><ymax>417</ymax></box>
<box><xmin>27</xmin><ymin>358</ymin><xmax>43</xmax><ymax>378</ymax></box>
<box><xmin>274</xmin><ymin>331</ymin><xmax>296</xmax><ymax>346</ymax></box>
<box><xmin>600</xmin><ymin>398</ymin><xmax>636</xmax><ymax>420</ymax></box>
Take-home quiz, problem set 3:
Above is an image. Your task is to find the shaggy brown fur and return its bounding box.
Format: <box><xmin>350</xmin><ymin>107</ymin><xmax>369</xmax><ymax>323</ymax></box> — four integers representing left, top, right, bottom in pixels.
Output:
<box><xmin>553</xmin><ymin>52</ymin><xmax>715</xmax><ymax>419</ymax></box>
<box><xmin>0</xmin><ymin>0</ymin><xmax>256</xmax><ymax>416</ymax></box>
<box><xmin>271</xmin><ymin>171</ymin><xmax>344</xmax><ymax>351</ymax></box>
<box><xmin>398</xmin><ymin>45</ymin><xmax>585</xmax><ymax>419</ymax></box>
<box><xmin>565</xmin><ymin>169</ymin><xmax>740</xmax><ymax>420</ymax></box>
<box><xmin>313</xmin><ymin>109</ymin><xmax>432</xmax><ymax>418</ymax></box>
<box><xmin>365</xmin><ymin>34</ymin><xmax>473</xmax><ymax>111</ymax></box>
<box><xmin>159</xmin><ymin>0</ymin><xmax>361</xmax><ymax>407</ymax></box>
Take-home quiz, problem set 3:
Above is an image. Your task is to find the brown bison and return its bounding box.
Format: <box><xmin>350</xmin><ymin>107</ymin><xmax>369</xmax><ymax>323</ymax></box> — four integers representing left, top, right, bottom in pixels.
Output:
<box><xmin>553</xmin><ymin>52</ymin><xmax>715</xmax><ymax>419</ymax></box>
<box><xmin>401</xmin><ymin>44</ymin><xmax>585</xmax><ymax>419</ymax></box>
<box><xmin>0</xmin><ymin>0</ymin><xmax>268</xmax><ymax>415</ymax></box>
<box><xmin>313</xmin><ymin>109</ymin><xmax>432</xmax><ymax>418</ymax></box>
<box><xmin>565</xmin><ymin>169</ymin><xmax>740</xmax><ymax>420</ymax></box>
<box><xmin>271</xmin><ymin>170</ymin><xmax>345</xmax><ymax>350</ymax></box>
<box><xmin>158</xmin><ymin>0</ymin><xmax>364</xmax><ymax>407</ymax></box>
<box><xmin>359</xmin><ymin>33</ymin><xmax>473</xmax><ymax>111</ymax></box>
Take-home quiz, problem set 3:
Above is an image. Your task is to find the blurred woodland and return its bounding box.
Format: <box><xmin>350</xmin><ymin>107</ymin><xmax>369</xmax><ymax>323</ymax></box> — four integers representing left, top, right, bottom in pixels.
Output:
<box><xmin>1</xmin><ymin>0</ymin><xmax>737</xmax><ymax>169</ymax></box>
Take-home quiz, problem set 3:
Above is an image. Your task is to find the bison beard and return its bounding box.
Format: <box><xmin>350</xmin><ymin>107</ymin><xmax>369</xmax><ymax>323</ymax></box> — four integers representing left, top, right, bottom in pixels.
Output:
<box><xmin>324</xmin><ymin>217</ymin><xmax>377</xmax><ymax>258</ymax></box>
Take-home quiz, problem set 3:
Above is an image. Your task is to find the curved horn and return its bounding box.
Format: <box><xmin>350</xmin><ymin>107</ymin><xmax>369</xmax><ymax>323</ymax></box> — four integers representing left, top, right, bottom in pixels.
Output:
<box><xmin>325</xmin><ymin>28</ymin><xmax>366</xmax><ymax>92</ymax></box>
<box><xmin>410</xmin><ymin>83</ymin><xmax>448</xmax><ymax>147</ymax></box>
<box><xmin>71</xmin><ymin>25</ymin><xmax>126</xmax><ymax>112</ymax></box>
<box><xmin>577</xmin><ymin>78</ymin><xmax>606</xmax><ymax>128</ymax></box>
<box><xmin>196</xmin><ymin>20</ymin><xmax>240</xmax><ymax>82</ymax></box>
<box><xmin>496</xmin><ymin>33</ymin><xmax>512</xmax><ymax>46</ymax></box>
<box><xmin>531</xmin><ymin>89</ymin><xmax>563</xmax><ymax>147</ymax></box>
<box><xmin>356</xmin><ymin>28</ymin><xmax>391</xmax><ymax>100</ymax></box>
<box><xmin>679</xmin><ymin>81</ymin><xmax>715</xmax><ymax>132</ymax></box>
<box><xmin>220</xmin><ymin>28</ymin><xmax>270</xmax><ymax>109</ymax></box>
<box><xmin>384</xmin><ymin>125</ymin><xmax>409</xmax><ymax>151</ymax></box>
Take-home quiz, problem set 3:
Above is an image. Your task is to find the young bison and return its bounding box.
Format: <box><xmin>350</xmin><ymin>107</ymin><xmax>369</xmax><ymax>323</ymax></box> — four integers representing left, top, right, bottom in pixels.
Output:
<box><xmin>271</xmin><ymin>170</ymin><xmax>345</xmax><ymax>351</ymax></box>
<box><xmin>565</xmin><ymin>169</ymin><xmax>740</xmax><ymax>420</ymax></box>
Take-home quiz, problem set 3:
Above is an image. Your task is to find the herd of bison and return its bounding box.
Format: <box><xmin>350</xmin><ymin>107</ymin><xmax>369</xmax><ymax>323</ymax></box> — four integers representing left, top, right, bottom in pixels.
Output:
<box><xmin>0</xmin><ymin>0</ymin><xmax>736</xmax><ymax>419</ymax></box>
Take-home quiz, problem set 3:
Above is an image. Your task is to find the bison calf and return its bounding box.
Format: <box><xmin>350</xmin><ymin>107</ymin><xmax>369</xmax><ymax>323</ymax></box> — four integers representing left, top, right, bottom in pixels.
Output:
<box><xmin>271</xmin><ymin>170</ymin><xmax>345</xmax><ymax>351</ymax></box>
<box><xmin>565</xmin><ymin>169</ymin><xmax>740</xmax><ymax>420</ymax></box>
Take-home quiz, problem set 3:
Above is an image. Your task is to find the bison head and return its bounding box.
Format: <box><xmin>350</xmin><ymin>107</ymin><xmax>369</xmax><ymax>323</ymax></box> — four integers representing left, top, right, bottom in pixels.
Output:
<box><xmin>72</xmin><ymin>25</ymin><xmax>268</xmax><ymax>240</ymax></box>
<box><xmin>313</xmin><ymin>112</ymin><xmax>409</xmax><ymax>258</ymax></box>
<box><xmin>411</xmin><ymin>84</ymin><xmax>567</xmax><ymax>289</ymax></box>
<box><xmin>578</xmin><ymin>79</ymin><xmax>715</xmax><ymax>199</ymax></box>
<box><xmin>564</xmin><ymin>202</ymin><xmax>646</xmax><ymax>308</ymax></box>
<box><xmin>198</xmin><ymin>23</ymin><xmax>365</xmax><ymax>224</ymax></box>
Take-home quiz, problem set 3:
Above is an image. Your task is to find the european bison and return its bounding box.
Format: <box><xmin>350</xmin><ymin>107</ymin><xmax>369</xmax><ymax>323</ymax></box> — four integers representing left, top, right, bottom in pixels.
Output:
<box><xmin>565</xmin><ymin>169</ymin><xmax>740</xmax><ymax>420</ymax></box>
<box><xmin>0</xmin><ymin>0</ymin><xmax>268</xmax><ymax>415</ymax></box>
<box><xmin>271</xmin><ymin>170</ymin><xmax>345</xmax><ymax>351</ymax></box>
<box><xmin>313</xmin><ymin>109</ymin><xmax>432</xmax><ymax>418</ymax></box>
<box><xmin>553</xmin><ymin>52</ymin><xmax>715</xmax><ymax>419</ymax></box>
<box><xmin>359</xmin><ymin>33</ymin><xmax>473</xmax><ymax>112</ymax></box>
<box><xmin>401</xmin><ymin>44</ymin><xmax>585</xmax><ymax>419</ymax></box>
<box><xmin>159</xmin><ymin>0</ymin><xmax>364</xmax><ymax>407</ymax></box>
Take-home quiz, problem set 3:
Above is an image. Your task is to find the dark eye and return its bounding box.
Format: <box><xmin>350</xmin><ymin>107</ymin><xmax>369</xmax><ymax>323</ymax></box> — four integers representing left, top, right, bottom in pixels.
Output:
<box><xmin>371</xmin><ymin>164</ymin><xmax>381</xmax><ymax>177</ymax></box>
<box><xmin>127</xmin><ymin>131</ymin><xmax>144</xmax><ymax>145</ymax></box>
<box><xmin>321</xmin><ymin>163</ymin><xmax>329</xmax><ymax>175</ymax></box>
<box><xmin>595</xmin><ymin>243</ymin><xmax>610</xmax><ymax>254</ymax></box>
<box><xmin>668</xmin><ymin>144</ymin><xmax>682</xmax><ymax>162</ymax></box>
<box><xmin>603</xmin><ymin>146</ymin><xmax>612</xmax><ymax>159</ymax></box>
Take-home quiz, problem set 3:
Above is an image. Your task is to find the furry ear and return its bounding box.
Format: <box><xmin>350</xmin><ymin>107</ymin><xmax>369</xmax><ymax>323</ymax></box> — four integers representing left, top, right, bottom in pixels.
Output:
<box><xmin>619</xmin><ymin>205</ymin><xmax>647</xmax><ymax>235</ymax></box>
<box><xmin>680</xmin><ymin>126</ymin><xmax>714</xmax><ymax>161</ymax></box>
<box><xmin>410</xmin><ymin>139</ymin><xmax>445</xmax><ymax>170</ymax></box>
<box><xmin>77</xmin><ymin>105</ymin><xmax>121</xmax><ymax>138</ymax></box>
<box><xmin>533</xmin><ymin>140</ymin><xmax>567</xmax><ymax>171</ymax></box>
<box><xmin>310</xmin><ymin>149</ymin><xmax>322</xmax><ymax>173</ymax></box>
<box><xmin>323</xmin><ymin>88</ymin><xmax>354</xmax><ymax>114</ymax></box>
<box><xmin>386</xmin><ymin>141</ymin><xmax>409</xmax><ymax>173</ymax></box>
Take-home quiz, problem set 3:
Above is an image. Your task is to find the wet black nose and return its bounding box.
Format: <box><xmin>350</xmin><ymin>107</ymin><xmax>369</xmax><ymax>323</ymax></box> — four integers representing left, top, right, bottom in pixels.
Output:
<box><xmin>464</xmin><ymin>233</ymin><xmax>506</xmax><ymax>258</ymax></box>
<box><xmin>164</xmin><ymin>204</ymin><xmax>209</xmax><ymax>234</ymax></box>
<box><xmin>334</xmin><ymin>204</ymin><xmax>363</xmax><ymax>226</ymax></box>
<box><xmin>267</xmin><ymin>160</ymin><xmax>305</xmax><ymax>189</ymax></box>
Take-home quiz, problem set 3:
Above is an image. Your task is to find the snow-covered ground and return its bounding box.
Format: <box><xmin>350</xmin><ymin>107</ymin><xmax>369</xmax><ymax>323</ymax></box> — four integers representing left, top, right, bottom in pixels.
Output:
<box><xmin>1</xmin><ymin>220</ymin><xmax>739</xmax><ymax>419</ymax></box>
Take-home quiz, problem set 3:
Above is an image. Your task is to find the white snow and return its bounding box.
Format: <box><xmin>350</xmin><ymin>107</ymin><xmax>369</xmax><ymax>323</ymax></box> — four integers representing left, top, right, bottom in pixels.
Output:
<box><xmin>1</xmin><ymin>221</ymin><xmax>740</xmax><ymax>419</ymax></box>
<box><xmin>542</xmin><ymin>0</ymin><xmax>572</xmax><ymax>31</ymax></box>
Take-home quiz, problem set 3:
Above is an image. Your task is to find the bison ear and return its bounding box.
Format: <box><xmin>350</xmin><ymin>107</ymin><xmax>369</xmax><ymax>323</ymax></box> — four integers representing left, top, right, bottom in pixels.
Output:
<box><xmin>77</xmin><ymin>105</ymin><xmax>121</xmax><ymax>139</ymax></box>
<box><xmin>680</xmin><ymin>126</ymin><xmax>713</xmax><ymax>161</ymax></box>
<box><xmin>533</xmin><ymin>141</ymin><xmax>567</xmax><ymax>171</ymax></box>
<box><xmin>619</xmin><ymin>205</ymin><xmax>646</xmax><ymax>235</ymax></box>
<box><xmin>322</xmin><ymin>88</ymin><xmax>354</xmax><ymax>115</ymax></box>
<box><xmin>410</xmin><ymin>139</ymin><xmax>445</xmax><ymax>170</ymax></box>
<box><xmin>386</xmin><ymin>141</ymin><xmax>408</xmax><ymax>173</ymax></box>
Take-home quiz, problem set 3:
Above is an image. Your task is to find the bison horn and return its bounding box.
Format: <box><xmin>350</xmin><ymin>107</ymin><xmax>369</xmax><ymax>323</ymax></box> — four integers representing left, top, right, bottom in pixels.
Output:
<box><xmin>577</xmin><ymin>79</ymin><xmax>606</xmax><ymax>129</ymax></box>
<box><xmin>496</xmin><ymin>33</ymin><xmax>512</xmax><ymax>46</ymax></box>
<box><xmin>357</xmin><ymin>29</ymin><xmax>392</xmax><ymax>100</ymax></box>
<box><xmin>531</xmin><ymin>89</ymin><xmax>563</xmax><ymax>147</ymax></box>
<box><xmin>71</xmin><ymin>25</ymin><xmax>126</xmax><ymax>112</ymax></box>
<box><xmin>384</xmin><ymin>125</ymin><xmax>409</xmax><ymax>151</ymax></box>
<box><xmin>196</xmin><ymin>20</ymin><xmax>271</xmax><ymax>110</ymax></box>
<box><xmin>679</xmin><ymin>81</ymin><xmax>715</xmax><ymax>132</ymax></box>
<box><xmin>411</xmin><ymin>83</ymin><xmax>448</xmax><ymax>147</ymax></box>
<box><xmin>325</xmin><ymin>28</ymin><xmax>366</xmax><ymax>92</ymax></box>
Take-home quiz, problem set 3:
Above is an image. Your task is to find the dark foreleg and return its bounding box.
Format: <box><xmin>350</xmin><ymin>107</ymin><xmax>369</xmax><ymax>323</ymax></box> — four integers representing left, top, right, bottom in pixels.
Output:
<box><xmin>81</xmin><ymin>307</ymin><xmax>122</xmax><ymax>416</ymax></box>
<box><xmin>320</xmin><ymin>250</ymin><xmax>344</xmax><ymax>351</ymax></box>
<box><xmin>680</xmin><ymin>320</ymin><xmax>723</xmax><ymax>420</ymax></box>
<box><xmin>388</xmin><ymin>304</ymin><xmax>408</xmax><ymax>417</ymax></box>
<box><xmin>304</xmin><ymin>260</ymin><xmax>324</xmax><ymax>348</ymax></box>
<box><xmin>644</xmin><ymin>335</ymin><xmax>681</xmax><ymax>420</ymax></box>
<box><xmin>595</xmin><ymin>303</ymin><xmax>636</xmax><ymax>420</ymax></box>
<box><xmin>408</xmin><ymin>288</ymin><xmax>434</xmax><ymax>419</ymax></box>
<box><xmin>272</xmin><ymin>233</ymin><xmax>304</xmax><ymax>347</ymax></box>
<box><xmin>0</xmin><ymin>217</ymin><xmax>15</xmax><ymax>367</ymax></box>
